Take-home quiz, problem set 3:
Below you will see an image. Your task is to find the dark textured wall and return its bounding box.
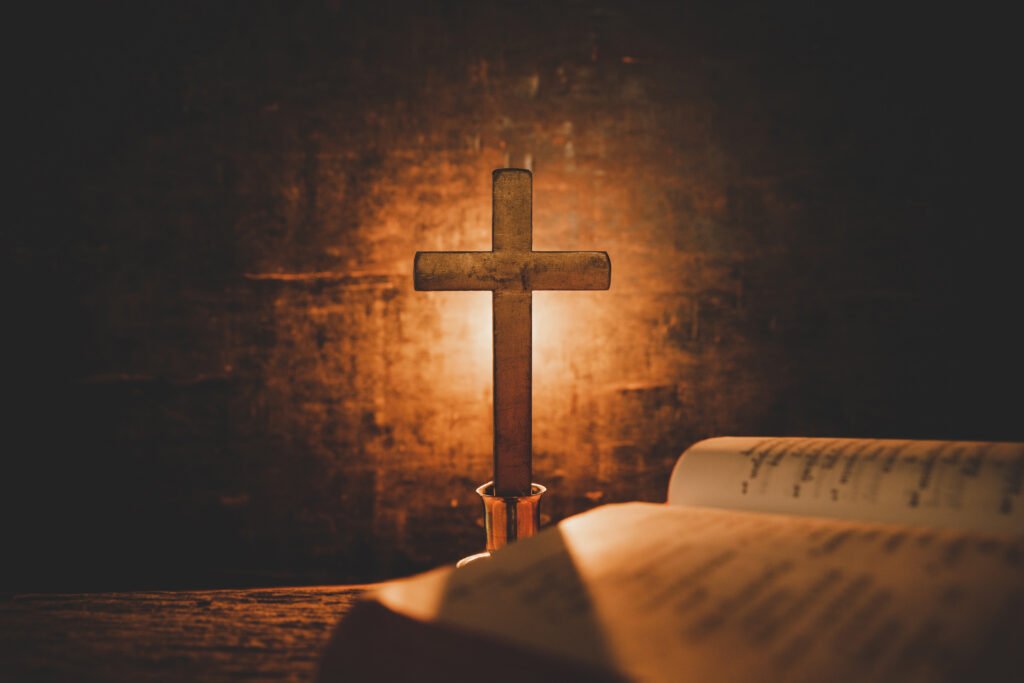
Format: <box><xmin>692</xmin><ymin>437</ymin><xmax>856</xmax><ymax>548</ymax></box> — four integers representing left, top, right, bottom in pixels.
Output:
<box><xmin>7</xmin><ymin>1</ymin><xmax>1020</xmax><ymax>590</ymax></box>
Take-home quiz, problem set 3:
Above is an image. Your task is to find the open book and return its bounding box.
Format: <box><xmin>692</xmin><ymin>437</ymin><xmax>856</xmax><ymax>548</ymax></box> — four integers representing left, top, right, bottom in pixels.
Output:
<box><xmin>318</xmin><ymin>437</ymin><xmax>1024</xmax><ymax>683</ymax></box>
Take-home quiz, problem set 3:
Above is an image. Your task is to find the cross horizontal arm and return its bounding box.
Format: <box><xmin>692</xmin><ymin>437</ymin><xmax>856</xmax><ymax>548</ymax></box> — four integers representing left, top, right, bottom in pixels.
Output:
<box><xmin>414</xmin><ymin>251</ymin><xmax>611</xmax><ymax>291</ymax></box>
<box><xmin>529</xmin><ymin>251</ymin><xmax>611</xmax><ymax>291</ymax></box>
<box><xmin>414</xmin><ymin>252</ymin><xmax>499</xmax><ymax>291</ymax></box>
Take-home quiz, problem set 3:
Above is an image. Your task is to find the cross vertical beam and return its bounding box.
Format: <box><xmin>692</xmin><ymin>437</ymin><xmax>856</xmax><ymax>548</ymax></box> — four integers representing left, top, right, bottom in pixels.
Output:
<box><xmin>493</xmin><ymin>289</ymin><xmax>532</xmax><ymax>494</ymax></box>
<box><xmin>491</xmin><ymin>171</ymin><xmax>533</xmax><ymax>495</ymax></box>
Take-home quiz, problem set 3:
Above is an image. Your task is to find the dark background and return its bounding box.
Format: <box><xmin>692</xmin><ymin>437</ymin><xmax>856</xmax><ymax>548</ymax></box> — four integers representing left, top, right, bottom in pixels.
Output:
<box><xmin>6</xmin><ymin>1</ymin><xmax>1020</xmax><ymax>591</ymax></box>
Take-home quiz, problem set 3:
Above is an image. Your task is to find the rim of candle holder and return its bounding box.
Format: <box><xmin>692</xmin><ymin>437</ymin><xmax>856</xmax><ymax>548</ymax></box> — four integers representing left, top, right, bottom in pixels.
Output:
<box><xmin>476</xmin><ymin>481</ymin><xmax>547</xmax><ymax>500</ymax></box>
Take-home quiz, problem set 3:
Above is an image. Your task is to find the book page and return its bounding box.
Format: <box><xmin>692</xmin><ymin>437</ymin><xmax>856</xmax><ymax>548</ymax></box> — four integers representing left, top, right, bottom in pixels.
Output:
<box><xmin>374</xmin><ymin>503</ymin><xmax>1024</xmax><ymax>683</ymax></box>
<box><xmin>668</xmin><ymin>437</ymin><xmax>1024</xmax><ymax>533</ymax></box>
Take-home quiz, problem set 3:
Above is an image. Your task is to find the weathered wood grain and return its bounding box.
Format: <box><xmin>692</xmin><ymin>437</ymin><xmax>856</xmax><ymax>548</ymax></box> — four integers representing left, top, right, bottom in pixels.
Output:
<box><xmin>0</xmin><ymin>586</ymin><xmax>366</xmax><ymax>682</ymax></box>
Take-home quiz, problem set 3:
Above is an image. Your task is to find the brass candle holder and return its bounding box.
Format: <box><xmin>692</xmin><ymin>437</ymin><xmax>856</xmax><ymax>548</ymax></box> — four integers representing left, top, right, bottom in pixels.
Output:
<box><xmin>456</xmin><ymin>481</ymin><xmax>546</xmax><ymax>567</ymax></box>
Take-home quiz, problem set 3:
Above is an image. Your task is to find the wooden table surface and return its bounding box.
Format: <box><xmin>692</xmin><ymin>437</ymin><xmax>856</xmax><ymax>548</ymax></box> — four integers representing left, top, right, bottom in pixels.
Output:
<box><xmin>0</xmin><ymin>585</ymin><xmax>368</xmax><ymax>682</ymax></box>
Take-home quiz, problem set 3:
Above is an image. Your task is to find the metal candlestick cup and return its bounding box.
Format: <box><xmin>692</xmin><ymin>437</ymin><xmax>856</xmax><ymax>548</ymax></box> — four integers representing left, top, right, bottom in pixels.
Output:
<box><xmin>456</xmin><ymin>481</ymin><xmax>546</xmax><ymax>568</ymax></box>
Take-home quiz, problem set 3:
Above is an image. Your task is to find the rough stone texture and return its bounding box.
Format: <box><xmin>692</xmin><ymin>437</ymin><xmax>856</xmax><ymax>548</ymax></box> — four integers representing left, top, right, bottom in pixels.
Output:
<box><xmin>7</xmin><ymin>1</ymin><xmax>1020</xmax><ymax>589</ymax></box>
<box><xmin>0</xmin><ymin>587</ymin><xmax>365</xmax><ymax>682</ymax></box>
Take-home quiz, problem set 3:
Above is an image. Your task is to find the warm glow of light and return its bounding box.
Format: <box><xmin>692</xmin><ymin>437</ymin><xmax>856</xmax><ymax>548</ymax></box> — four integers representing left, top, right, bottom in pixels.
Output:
<box><xmin>533</xmin><ymin>292</ymin><xmax>576</xmax><ymax>382</ymax></box>
<box><xmin>426</xmin><ymin>288</ymin><xmax>613</xmax><ymax>427</ymax></box>
<box><xmin>432</xmin><ymin>291</ymin><xmax>492</xmax><ymax>395</ymax></box>
<box><xmin>533</xmin><ymin>290</ymin><xmax>616</xmax><ymax>456</ymax></box>
<box><xmin>430</xmin><ymin>290</ymin><xmax>592</xmax><ymax>397</ymax></box>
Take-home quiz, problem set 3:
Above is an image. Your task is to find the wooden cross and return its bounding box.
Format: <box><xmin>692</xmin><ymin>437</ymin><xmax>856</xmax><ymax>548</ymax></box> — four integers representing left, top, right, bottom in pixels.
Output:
<box><xmin>415</xmin><ymin>169</ymin><xmax>611</xmax><ymax>497</ymax></box>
